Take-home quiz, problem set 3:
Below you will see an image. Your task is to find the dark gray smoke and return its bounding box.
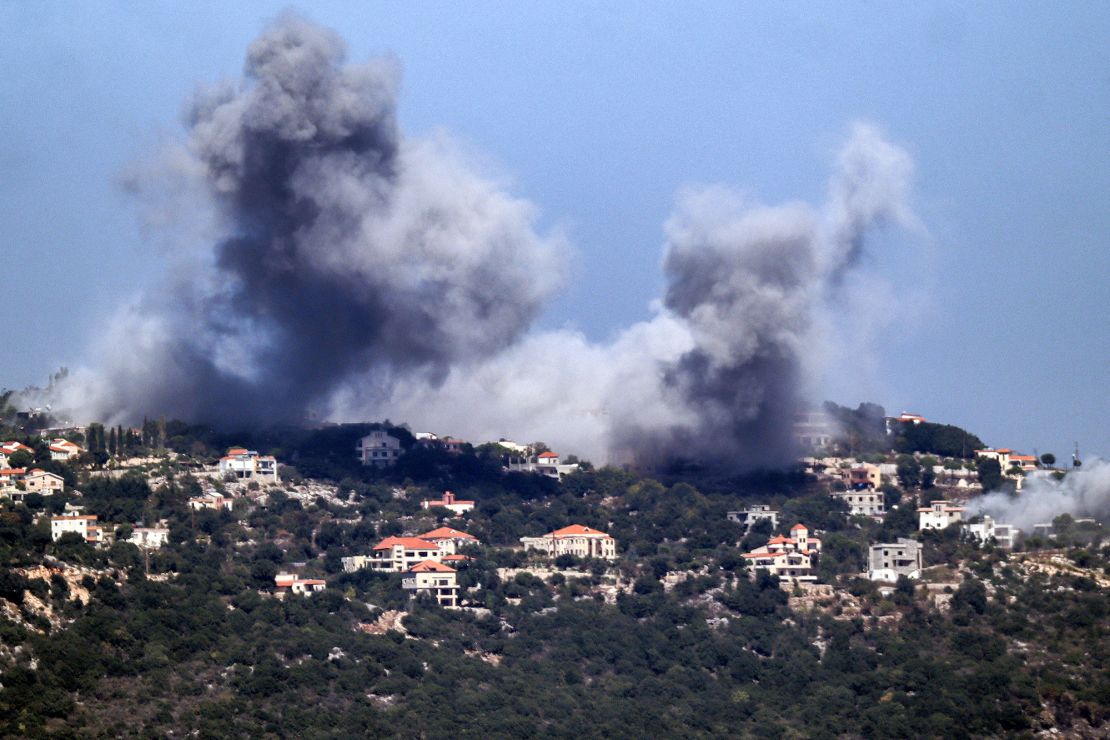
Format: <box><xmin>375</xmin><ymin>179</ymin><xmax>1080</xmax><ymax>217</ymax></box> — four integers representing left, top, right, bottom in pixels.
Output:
<box><xmin>64</xmin><ymin>14</ymin><xmax>562</xmax><ymax>425</ymax></box>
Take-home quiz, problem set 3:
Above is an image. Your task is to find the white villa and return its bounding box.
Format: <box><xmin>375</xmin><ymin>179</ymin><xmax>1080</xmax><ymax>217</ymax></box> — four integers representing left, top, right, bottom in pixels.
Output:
<box><xmin>128</xmin><ymin>526</ymin><xmax>170</xmax><ymax>550</ymax></box>
<box><xmin>520</xmin><ymin>524</ymin><xmax>617</xmax><ymax>560</ymax></box>
<box><xmin>48</xmin><ymin>439</ymin><xmax>83</xmax><ymax>461</ymax></box>
<box><xmin>741</xmin><ymin>523</ymin><xmax>822</xmax><ymax>583</ymax></box>
<box><xmin>727</xmin><ymin>505</ymin><xmax>779</xmax><ymax>532</ymax></box>
<box><xmin>420</xmin><ymin>491</ymin><xmax>475</xmax><ymax>516</ymax></box>
<box><xmin>218</xmin><ymin>447</ymin><xmax>278</xmax><ymax>482</ymax></box>
<box><xmin>275</xmin><ymin>573</ymin><xmax>327</xmax><ymax>595</ymax></box>
<box><xmin>418</xmin><ymin>526</ymin><xmax>481</xmax><ymax>555</ymax></box>
<box><xmin>51</xmin><ymin>513</ymin><xmax>104</xmax><ymax>544</ymax></box>
<box><xmin>965</xmin><ymin>516</ymin><xmax>1020</xmax><ymax>549</ymax></box>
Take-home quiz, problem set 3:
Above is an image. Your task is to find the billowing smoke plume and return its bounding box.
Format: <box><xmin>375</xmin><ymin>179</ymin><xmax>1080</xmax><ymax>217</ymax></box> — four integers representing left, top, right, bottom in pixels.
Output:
<box><xmin>59</xmin><ymin>15</ymin><xmax>917</xmax><ymax>469</ymax></box>
<box><xmin>375</xmin><ymin>124</ymin><xmax>914</xmax><ymax>467</ymax></box>
<box><xmin>967</xmin><ymin>460</ymin><xmax>1110</xmax><ymax>530</ymax></box>
<box><xmin>60</xmin><ymin>14</ymin><xmax>562</xmax><ymax>425</ymax></box>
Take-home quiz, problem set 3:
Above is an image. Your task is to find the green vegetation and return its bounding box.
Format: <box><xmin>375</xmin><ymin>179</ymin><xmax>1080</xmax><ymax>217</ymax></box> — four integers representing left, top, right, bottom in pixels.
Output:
<box><xmin>0</xmin><ymin>422</ymin><xmax>1104</xmax><ymax>737</ymax></box>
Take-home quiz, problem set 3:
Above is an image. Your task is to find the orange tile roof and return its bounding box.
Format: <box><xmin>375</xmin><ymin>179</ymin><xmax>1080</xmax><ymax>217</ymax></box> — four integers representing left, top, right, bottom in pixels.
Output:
<box><xmin>408</xmin><ymin>559</ymin><xmax>456</xmax><ymax>573</ymax></box>
<box><xmin>537</xmin><ymin>451</ymin><xmax>559</xmax><ymax>458</ymax></box>
<box><xmin>373</xmin><ymin>536</ymin><xmax>437</xmax><ymax>551</ymax></box>
<box><xmin>549</xmin><ymin>524</ymin><xmax>610</xmax><ymax>538</ymax></box>
<box><xmin>442</xmin><ymin>554</ymin><xmax>470</xmax><ymax>561</ymax></box>
<box><xmin>790</xmin><ymin>523</ymin><xmax>808</xmax><ymax>531</ymax></box>
<box><xmin>420</xmin><ymin>527</ymin><xmax>477</xmax><ymax>541</ymax></box>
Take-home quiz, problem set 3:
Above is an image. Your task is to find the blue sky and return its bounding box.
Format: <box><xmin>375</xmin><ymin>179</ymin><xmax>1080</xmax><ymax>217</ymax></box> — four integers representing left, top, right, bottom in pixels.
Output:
<box><xmin>1</xmin><ymin>2</ymin><xmax>1107</xmax><ymax>459</ymax></box>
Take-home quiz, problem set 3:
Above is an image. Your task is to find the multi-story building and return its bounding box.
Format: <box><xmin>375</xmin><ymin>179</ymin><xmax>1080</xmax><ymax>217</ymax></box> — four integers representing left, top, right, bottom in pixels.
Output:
<box><xmin>727</xmin><ymin>505</ymin><xmax>779</xmax><ymax>532</ymax></box>
<box><xmin>357</xmin><ymin>431</ymin><xmax>402</xmax><ymax>467</ymax></box>
<box><xmin>48</xmin><ymin>439</ymin><xmax>83</xmax><ymax>461</ymax></box>
<box><xmin>51</xmin><ymin>513</ymin><xmax>104</xmax><ymax>544</ymax></box>
<box><xmin>217</xmin><ymin>447</ymin><xmax>278</xmax><ymax>482</ymax></box>
<box><xmin>868</xmin><ymin>538</ymin><xmax>923</xmax><ymax>581</ymax></box>
<box><xmin>520</xmin><ymin>524</ymin><xmax>617</xmax><ymax>560</ymax></box>
<box><xmin>917</xmin><ymin>500</ymin><xmax>966</xmax><ymax>531</ymax></box>
<box><xmin>793</xmin><ymin>411</ymin><xmax>833</xmax><ymax>450</ymax></box>
<box><xmin>741</xmin><ymin>523</ymin><xmax>822</xmax><ymax>583</ymax></box>
<box><xmin>832</xmin><ymin>489</ymin><xmax>885</xmax><ymax>518</ymax></box>
<box><xmin>402</xmin><ymin>560</ymin><xmax>460</xmax><ymax>607</ymax></box>
<box><xmin>965</xmin><ymin>516</ymin><xmax>1020</xmax><ymax>549</ymax></box>
<box><xmin>364</xmin><ymin>536</ymin><xmax>446</xmax><ymax>573</ymax></box>
<box><xmin>24</xmin><ymin>469</ymin><xmax>64</xmax><ymax>495</ymax></box>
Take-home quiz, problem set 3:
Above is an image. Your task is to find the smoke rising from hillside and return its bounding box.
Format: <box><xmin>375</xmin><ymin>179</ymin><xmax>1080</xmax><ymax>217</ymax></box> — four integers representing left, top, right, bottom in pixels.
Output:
<box><xmin>58</xmin><ymin>16</ymin><xmax>916</xmax><ymax>468</ymax></box>
<box><xmin>967</xmin><ymin>460</ymin><xmax>1110</xmax><ymax>530</ymax></box>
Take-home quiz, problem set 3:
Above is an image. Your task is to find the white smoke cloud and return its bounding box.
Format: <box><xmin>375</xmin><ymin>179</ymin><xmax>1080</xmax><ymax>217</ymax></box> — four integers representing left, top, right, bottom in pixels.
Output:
<box><xmin>967</xmin><ymin>459</ymin><xmax>1110</xmax><ymax>530</ymax></box>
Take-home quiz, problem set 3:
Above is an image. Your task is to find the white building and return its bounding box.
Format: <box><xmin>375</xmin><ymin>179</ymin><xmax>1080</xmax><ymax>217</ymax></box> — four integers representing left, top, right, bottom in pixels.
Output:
<box><xmin>832</xmin><ymin>489</ymin><xmax>885</xmax><ymax>518</ymax></box>
<box><xmin>965</xmin><ymin>517</ymin><xmax>1020</xmax><ymax>549</ymax></box>
<box><xmin>520</xmin><ymin>524</ymin><xmax>617</xmax><ymax>560</ymax></box>
<box><xmin>420</xmin><ymin>491</ymin><xmax>475</xmax><ymax>516</ymax></box>
<box><xmin>402</xmin><ymin>560</ymin><xmax>460</xmax><ymax>607</ymax></box>
<box><xmin>357</xmin><ymin>431</ymin><xmax>402</xmax><ymax>467</ymax></box>
<box><xmin>51</xmin><ymin>513</ymin><xmax>103</xmax><ymax>544</ymax></box>
<box><xmin>918</xmin><ymin>500</ymin><xmax>966</xmax><ymax>530</ymax></box>
<box><xmin>868</xmin><ymin>538</ymin><xmax>923</xmax><ymax>582</ymax></box>
<box><xmin>48</xmin><ymin>439</ymin><xmax>83</xmax><ymax>461</ymax></box>
<box><xmin>128</xmin><ymin>527</ymin><xmax>170</xmax><ymax>549</ymax></box>
<box><xmin>275</xmin><ymin>573</ymin><xmax>327</xmax><ymax>595</ymax></box>
<box><xmin>741</xmin><ymin>523</ymin><xmax>823</xmax><ymax>583</ymax></box>
<box><xmin>506</xmin><ymin>450</ymin><xmax>581</xmax><ymax>480</ymax></box>
<box><xmin>217</xmin><ymin>447</ymin><xmax>278</xmax><ymax>482</ymax></box>
<box><xmin>364</xmin><ymin>536</ymin><xmax>446</xmax><ymax>573</ymax></box>
<box><xmin>727</xmin><ymin>505</ymin><xmax>779</xmax><ymax>531</ymax></box>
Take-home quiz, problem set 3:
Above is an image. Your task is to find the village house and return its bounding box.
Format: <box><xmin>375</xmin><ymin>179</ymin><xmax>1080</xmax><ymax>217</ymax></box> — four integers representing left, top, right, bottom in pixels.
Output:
<box><xmin>506</xmin><ymin>450</ymin><xmax>580</xmax><ymax>480</ymax></box>
<box><xmin>868</xmin><ymin>538</ymin><xmax>923</xmax><ymax>582</ymax></box>
<box><xmin>520</xmin><ymin>524</ymin><xmax>618</xmax><ymax>560</ymax></box>
<box><xmin>420</xmin><ymin>491</ymin><xmax>475</xmax><ymax>516</ymax></box>
<box><xmin>793</xmin><ymin>410</ymin><xmax>833</xmax><ymax>450</ymax></box>
<box><xmin>24</xmin><ymin>469</ymin><xmax>64</xmax><ymax>495</ymax></box>
<box><xmin>402</xmin><ymin>560</ymin><xmax>460</xmax><ymax>607</ymax></box>
<box><xmin>727</xmin><ymin>505</ymin><xmax>779</xmax><ymax>532</ymax></box>
<box><xmin>357</xmin><ymin>430</ymin><xmax>402</xmax><ymax>467</ymax></box>
<box><xmin>363</xmin><ymin>536</ymin><xmax>446</xmax><ymax>573</ymax></box>
<box><xmin>217</xmin><ymin>447</ymin><xmax>279</xmax><ymax>482</ymax></box>
<box><xmin>741</xmin><ymin>523</ymin><xmax>823</xmax><ymax>583</ymax></box>
<box><xmin>418</xmin><ymin>526</ymin><xmax>481</xmax><ymax>555</ymax></box>
<box><xmin>188</xmin><ymin>492</ymin><xmax>235</xmax><ymax>511</ymax></box>
<box><xmin>0</xmin><ymin>468</ymin><xmax>27</xmax><ymax>491</ymax></box>
<box><xmin>842</xmin><ymin>462</ymin><xmax>883</xmax><ymax>490</ymax></box>
<box><xmin>918</xmin><ymin>500</ymin><xmax>966</xmax><ymax>530</ymax></box>
<box><xmin>0</xmin><ymin>442</ymin><xmax>34</xmax><ymax>460</ymax></box>
<box><xmin>965</xmin><ymin>516</ymin><xmax>1020</xmax><ymax>549</ymax></box>
<box><xmin>48</xmin><ymin>439</ymin><xmax>84</xmax><ymax>461</ymax></box>
<box><xmin>51</xmin><ymin>513</ymin><xmax>104</xmax><ymax>544</ymax></box>
<box><xmin>127</xmin><ymin>526</ymin><xmax>170</xmax><ymax>549</ymax></box>
<box><xmin>274</xmin><ymin>573</ymin><xmax>327</xmax><ymax>595</ymax></box>
<box><xmin>832</xmin><ymin>488</ymin><xmax>885</xmax><ymax>519</ymax></box>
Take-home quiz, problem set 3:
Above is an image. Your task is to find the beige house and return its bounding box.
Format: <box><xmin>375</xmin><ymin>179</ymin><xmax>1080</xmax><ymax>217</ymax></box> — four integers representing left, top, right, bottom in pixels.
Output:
<box><xmin>917</xmin><ymin>500</ymin><xmax>966</xmax><ymax>530</ymax></box>
<box><xmin>188</xmin><ymin>492</ymin><xmax>235</xmax><ymax>511</ymax></box>
<box><xmin>274</xmin><ymin>573</ymin><xmax>327</xmax><ymax>595</ymax></box>
<box><xmin>402</xmin><ymin>560</ymin><xmax>460</xmax><ymax>607</ymax></box>
<box><xmin>24</xmin><ymin>469</ymin><xmax>64</xmax><ymax>495</ymax></box>
<box><xmin>520</xmin><ymin>524</ymin><xmax>617</xmax><ymax>560</ymax></box>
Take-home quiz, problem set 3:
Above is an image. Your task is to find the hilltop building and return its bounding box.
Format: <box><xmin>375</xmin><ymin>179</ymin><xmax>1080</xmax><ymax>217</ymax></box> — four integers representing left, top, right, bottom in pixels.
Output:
<box><xmin>742</xmin><ymin>523</ymin><xmax>822</xmax><ymax>583</ymax></box>
<box><xmin>402</xmin><ymin>560</ymin><xmax>460</xmax><ymax>607</ymax></box>
<box><xmin>727</xmin><ymin>505</ymin><xmax>779</xmax><ymax>532</ymax></box>
<box><xmin>793</xmin><ymin>411</ymin><xmax>833</xmax><ymax>450</ymax></box>
<box><xmin>357</xmin><ymin>430</ymin><xmax>402</xmax><ymax>467</ymax></box>
<box><xmin>420</xmin><ymin>491</ymin><xmax>475</xmax><ymax>516</ymax></box>
<box><xmin>521</xmin><ymin>524</ymin><xmax>617</xmax><ymax>560</ymax></box>
<box><xmin>218</xmin><ymin>447</ymin><xmax>278</xmax><ymax>482</ymax></box>
<box><xmin>506</xmin><ymin>450</ymin><xmax>580</xmax><ymax>480</ymax></box>
<box><xmin>868</xmin><ymin>538</ymin><xmax>923</xmax><ymax>581</ymax></box>
<box><xmin>918</xmin><ymin>500</ymin><xmax>966</xmax><ymax>530</ymax></box>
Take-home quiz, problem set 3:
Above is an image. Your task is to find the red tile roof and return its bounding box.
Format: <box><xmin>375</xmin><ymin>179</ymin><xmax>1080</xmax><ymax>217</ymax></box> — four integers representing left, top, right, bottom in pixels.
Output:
<box><xmin>549</xmin><ymin>524</ymin><xmax>610</xmax><ymax>538</ymax></box>
<box><xmin>790</xmin><ymin>523</ymin><xmax>808</xmax><ymax>531</ymax></box>
<box><xmin>420</xmin><ymin>527</ymin><xmax>477</xmax><ymax>541</ymax></box>
<box><xmin>373</xmin><ymin>536</ymin><xmax>437</xmax><ymax>551</ymax></box>
<box><xmin>537</xmin><ymin>451</ymin><xmax>559</xmax><ymax>459</ymax></box>
<box><xmin>408</xmin><ymin>560</ymin><xmax>456</xmax><ymax>573</ymax></box>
